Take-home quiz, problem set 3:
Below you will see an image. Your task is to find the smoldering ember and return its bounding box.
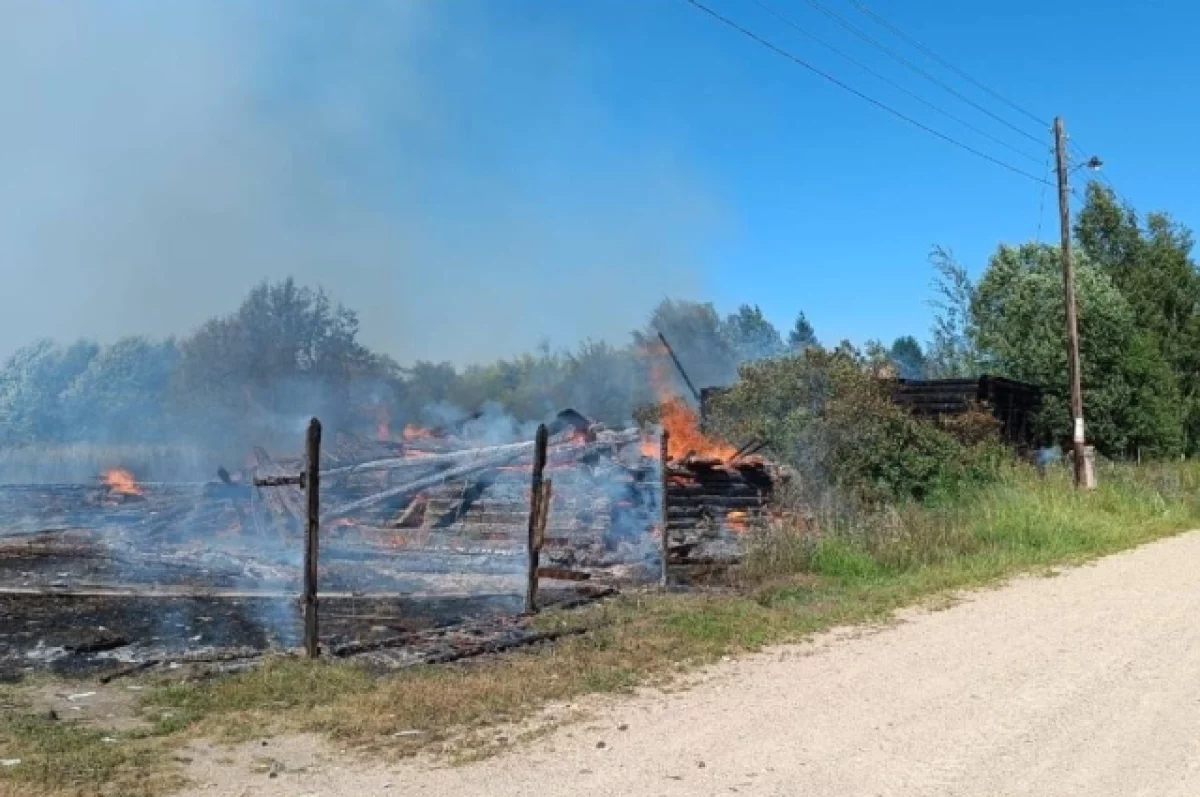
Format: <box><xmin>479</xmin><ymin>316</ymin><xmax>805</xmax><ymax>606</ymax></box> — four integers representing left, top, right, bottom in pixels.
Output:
<box><xmin>0</xmin><ymin>398</ymin><xmax>786</xmax><ymax>680</ymax></box>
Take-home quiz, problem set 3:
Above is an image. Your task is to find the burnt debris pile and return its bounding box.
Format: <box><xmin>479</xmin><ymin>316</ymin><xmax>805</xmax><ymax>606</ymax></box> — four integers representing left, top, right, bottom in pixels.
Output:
<box><xmin>664</xmin><ymin>455</ymin><xmax>782</xmax><ymax>583</ymax></box>
<box><xmin>0</xmin><ymin>411</ymin><xmax>784</xmax><ymax>678</ymax></box>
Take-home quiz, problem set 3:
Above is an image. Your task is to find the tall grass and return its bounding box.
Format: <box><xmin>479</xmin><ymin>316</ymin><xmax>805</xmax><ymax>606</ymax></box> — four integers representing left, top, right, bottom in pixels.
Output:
<box><xmin>743</xmin><ymin>460</ymin><xmax>1200</xmax><ymax>595</ymax></box>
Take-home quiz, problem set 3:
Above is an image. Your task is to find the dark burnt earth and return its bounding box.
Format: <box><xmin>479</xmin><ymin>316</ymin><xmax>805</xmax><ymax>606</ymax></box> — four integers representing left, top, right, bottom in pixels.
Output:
<box><xmin>0</xmin><ymin>424</ymin><xmax>781</xmax><ymax>679</ymax></box>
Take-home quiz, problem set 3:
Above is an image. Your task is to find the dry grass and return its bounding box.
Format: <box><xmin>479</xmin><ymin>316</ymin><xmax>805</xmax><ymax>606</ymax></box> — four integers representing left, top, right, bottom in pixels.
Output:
<box><xmin>3</xmin><ymin>461</ymin><xmax>1199</xmax><ymax>796</ymax></box>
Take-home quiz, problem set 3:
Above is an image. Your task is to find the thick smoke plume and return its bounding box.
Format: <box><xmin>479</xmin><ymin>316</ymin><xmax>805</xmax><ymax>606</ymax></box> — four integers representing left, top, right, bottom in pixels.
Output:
<box><xmin>0</xmin><ymin>1</ymin><xmax>720</xmax><ymax>367</ymax></box>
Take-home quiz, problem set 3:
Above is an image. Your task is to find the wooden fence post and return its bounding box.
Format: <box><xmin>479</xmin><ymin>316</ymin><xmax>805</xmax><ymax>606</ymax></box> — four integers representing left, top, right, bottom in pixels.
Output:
<box><xmin>525</xmin><ymin>424</ymin><xmax>549</xmax><ymax>614</ymax></box>
<box><xmin>304</xmin><ymin>417</ymin><xmax>322</xmax><ymax>659</ymax></box>
<box><xmin>660</xmin><ymin>429</ymin><xmax>670</xmax><ymax>588</ymax></box>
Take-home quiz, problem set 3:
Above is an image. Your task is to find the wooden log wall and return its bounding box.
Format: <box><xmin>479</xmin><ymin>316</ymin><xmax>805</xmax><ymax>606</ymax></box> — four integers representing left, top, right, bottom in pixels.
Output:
<box><xmin>663</xmin><ymin>459</ymin><xmax>773</xmax><ymax>562</ymax></box>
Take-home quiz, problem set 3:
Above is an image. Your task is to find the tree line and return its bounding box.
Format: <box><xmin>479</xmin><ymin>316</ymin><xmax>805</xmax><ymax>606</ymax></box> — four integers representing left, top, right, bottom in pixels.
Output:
<box><xmin>0</xmin><ymin>182</ymin><xmax>1196</xmax><ymax>460</ymax></box>
<box><xmin>934</xmin><ymin>184</ymin><xmax>1200</xmax><ymax>458</ymax></box>
<box><xmin>0</xmin><ymin>281</ymin><xmax>820</xmax><ymax>452</ymax></box>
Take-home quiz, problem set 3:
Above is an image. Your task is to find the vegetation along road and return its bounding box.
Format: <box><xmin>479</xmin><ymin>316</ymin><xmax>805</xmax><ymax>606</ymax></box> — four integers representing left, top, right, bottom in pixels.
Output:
<box><xmin>179</xmin><ymin>529</ymin><xmax>1200</xmax><ymax>796</ymax></box>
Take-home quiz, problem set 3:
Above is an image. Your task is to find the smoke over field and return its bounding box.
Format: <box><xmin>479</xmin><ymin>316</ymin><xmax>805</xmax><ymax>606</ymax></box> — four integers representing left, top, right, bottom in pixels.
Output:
<box><xmin>0</xmin><ymin>1</ymin><xmax>719</xmax><ymax>369</ymax></box>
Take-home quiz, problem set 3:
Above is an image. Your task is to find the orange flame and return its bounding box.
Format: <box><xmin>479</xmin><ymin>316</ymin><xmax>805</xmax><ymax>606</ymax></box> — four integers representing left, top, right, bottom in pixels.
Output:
<box><xmin>645</xmin><ymin>346</ymin><xmax>736</xmax><ymax>461</ymax></box>
<box><xmin>659</xmin><ymin>396</ymin><xmax>737</xmax><ymax>461</ymax></box>
<box><xmin>103</xmin><ymin>468</ymin><xmax>142</xmax><ymax>496</ymax></box>
<box><xmin>725</xmin><ymin>510</ymin><xmax>749</xmax><ymax>533</ymax></box>
<box><xmin>402</xmin><ymin>424</ymin><xmax>436</xmax><ymax>441</ymax></box>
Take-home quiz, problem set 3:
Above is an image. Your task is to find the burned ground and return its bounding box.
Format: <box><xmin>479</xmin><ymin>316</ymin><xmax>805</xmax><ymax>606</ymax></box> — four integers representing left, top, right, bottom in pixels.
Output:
<box><xmin>0</xmin><ymin>421</ymin><xmax>781</xmax><ymax>681</ymax></box>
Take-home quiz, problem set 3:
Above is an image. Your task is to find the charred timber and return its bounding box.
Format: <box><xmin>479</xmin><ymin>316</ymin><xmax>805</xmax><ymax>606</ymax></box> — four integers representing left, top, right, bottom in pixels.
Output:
<box><xmin>668</xmin><ymin>490</ymin><xmax>769</xmax><ymax>503</ymax></box>
<box><xmin>253</xmin><ymin>475</ymin><xmax>303</xmax><ymax>488</ymax></box>
<box><xmin>252</xmin><ymin>447</ymin><xmax>304</xmax><ymax>536</ymax></box>
<box><xmin>418</xmin><ymin>625</ymin><xmax>589</xmax><ymax>666</ymax></box>
<box><xmin>319</xmin><ymin>439</ymin><xmax>539</xmax><ymax>478</ymax></box>
<box><xmin>321</xmin><ymin>430</ymin><xmax>640</xmax><ymax>479</ymax></box>
<box><xmin>536</xmin><ymin>567</ymin><xmax>591</xmax><ymax>581</ymax></box>
<box><xmin>667</xmin><ymin>504</ymin><xmax>765</xmax><ymax>518</ymax></box>
<box><xmin>321</xmin><ymin>431</ymin><xmax>640</xmax><ymax>522</ymax></box>
<box><xmin>303</xmin><ymin>418</ymin><xmax>322</xmax><ymax>660</ymax></box>
<box><xmin>525</xmin><ymin>424</ymin><xmax>549</xmax><ymax>614</ymax></box>
<box><xmin>322</xmin><ymin>449</ymin><xmax>528</xmax><ymax>521</ymax></box>
<box><xmin>660</xmin><ymin>429</ymin><xmax>670</xmax><ymax>587</ymax></box>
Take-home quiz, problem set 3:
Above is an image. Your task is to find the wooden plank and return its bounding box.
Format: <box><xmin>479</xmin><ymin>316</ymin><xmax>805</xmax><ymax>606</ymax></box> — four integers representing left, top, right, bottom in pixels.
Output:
<box><xmin>660</xmin><ymin>429</ymin><xmax>670</xmax><ymax>588</ymax></box>
<box><xmin>537</xmin><ymin>567</ymin><xmax>590</xmax><ymax>581</ymax></box>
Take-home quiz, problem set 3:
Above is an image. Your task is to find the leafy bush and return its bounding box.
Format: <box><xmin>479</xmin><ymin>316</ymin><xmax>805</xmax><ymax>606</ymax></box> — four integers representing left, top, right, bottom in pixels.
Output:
<box><xmin>707</xmin><ymin>347</ymin><xmax>1003</xmax><ymax>504</ymax></box>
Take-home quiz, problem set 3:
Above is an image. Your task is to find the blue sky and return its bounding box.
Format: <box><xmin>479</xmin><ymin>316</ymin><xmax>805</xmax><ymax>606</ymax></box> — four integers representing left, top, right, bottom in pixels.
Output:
<box><xmin>506</xmin><ymin>0</ymin><xmax>1199</xmax><ymax>348</ymax></box>
<box><xmin>2</xmin><ymin>1</ymin><xmax>1197</xmax><ymax>364</ymax></box>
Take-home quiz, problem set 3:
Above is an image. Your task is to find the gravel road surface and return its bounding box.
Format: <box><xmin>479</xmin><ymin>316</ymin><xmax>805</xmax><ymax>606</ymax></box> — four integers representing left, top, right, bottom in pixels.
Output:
<box><xmin>180</xmin><ymin>530</ymin><xmax>1200</xmax><ymax>796</ymax></box>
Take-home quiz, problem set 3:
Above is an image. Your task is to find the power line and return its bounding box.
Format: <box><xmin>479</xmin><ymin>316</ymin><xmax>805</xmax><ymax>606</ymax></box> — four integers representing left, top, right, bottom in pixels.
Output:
<box><xmin>831</xmin><ymin>0</ymin><xmax>1123</xmax><ymax>225</ymax></box>
<box><xmin>845</xmin><ymin>0</ymin><xmax>1051</xmax><ymax>129</ymax></box>
<box><xmin>796</xmin><ymin>0</ymin><xmax>1046</xmax><ymax>148</ymax></box>
<box><xmin>680</xmin><ymin>0</ymin><xmax>1051</xmax><ymax>185</ymax></box>
<box><xmin>1036</xmin><ymin>147</ymin><xmax>1052</xmax><ymax>242</ymax></box>
<box><xmin>748</xmin><ymin>0</ymin><xmax>1044</xmax><ymax>164</ymax></box>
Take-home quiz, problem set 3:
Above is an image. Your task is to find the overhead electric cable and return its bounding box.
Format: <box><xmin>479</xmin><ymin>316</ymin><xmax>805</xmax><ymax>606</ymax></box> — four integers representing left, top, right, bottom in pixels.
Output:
<box><xmin>796</xmin><ymin>0</ymin><xmax>1046</xmax><ymax>147</ymax></box>
<box><xmin>844</xmin><ymin>0</ymin><xmax>1052</xmax><ymax>128</ymax></box>
<box><xmin>1036</xmin><ymin>148</ymin><xmax>1052</xmax><ymax>241</ymax></box>
<box><xmin>748</xmin><ymin>0</ymin><xmax>1044</xmax><ymax>164</ymax></box>
<box><xmin>681</xmin><ymin>0</ymin><xmax>1052</xmax><ymax>185</ymax></box>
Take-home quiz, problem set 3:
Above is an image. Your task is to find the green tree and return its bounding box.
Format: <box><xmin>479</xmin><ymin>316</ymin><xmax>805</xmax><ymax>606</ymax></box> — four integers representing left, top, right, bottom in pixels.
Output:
<box><xmin>0</xmin><ymin>340</ymin><xmax>98</xmax><ymax>444</ymax></box>
<box><xmin>61</xmin><ymin>337</ymin><xmax>179</xmax><ymax>442</ymax></box>
<box><xmin>633</xmin><ymin>298</ymin><xmax>737</xmax><ymax>393</ymax></box>
<box><xmin>397</xmin><ymin>361</ymin><xmax>463</xmax><ymax>423</ymax></box>
<box><xmin>559</xmin><ymin>339</ymin><xmax>650</xmax><ymax>425</ymax></box>
<box><xmin>926</xmin><ymin>246</ymin><xmax>979</xmax><ymax>378</ymax></box>
<box><xmin>720</xmin><ymin>304</ymin><xmax>785</xmax><ymax>364</ymax></box>
<box><xmin>708</xmin><ymin>347</ymin><xmax>998</xmax><ymax>503</ymax></box>
<box><xmin>787</xmin><ymin>311</ymin><xmax>818</xmax><ymax>350</ymax></box>
<box><xmin>972</xmin><ymin>242</ymin><xmax>1182</xmax><ymax>457</ymax></box>
<box><xmin>888</xmin><ymin>335</ymin><xmax>927</xmax><ymax>379</ymax></box>
<box><xmin>173</xmin><ymin>278</ymin><xmax>385</xmax><ymax>444</ymax></box>
<box><xmin>1076</xmin><ymin>182</ymin><xmax>1200</xmax><ymax>453</ymax></box>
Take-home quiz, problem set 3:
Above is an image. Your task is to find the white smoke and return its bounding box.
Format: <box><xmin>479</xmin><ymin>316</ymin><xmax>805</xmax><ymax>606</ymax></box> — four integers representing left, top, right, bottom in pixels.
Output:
<box><xmin>0</xmin><ymin>1</ymin><xmax>722</xmax><ymax>365</ymax></box>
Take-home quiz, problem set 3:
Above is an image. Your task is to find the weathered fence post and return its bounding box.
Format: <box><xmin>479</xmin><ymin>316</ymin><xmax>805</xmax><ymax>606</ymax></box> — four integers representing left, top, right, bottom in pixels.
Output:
<box><xmin>535</xmin><ymin>478</ymin><xmax>552</xmax><ymax>586</ymax></box>
<box><xmin>525</xmin><ymin>424</ymin><xmax>549</xmax><ymax>614</ymax></box>
<box><xmin>304</xmin><ymin>417</ymin><xmax>322</xmax><ymax>659</ymax></box>
<box><xmin>660</xmin><ymin>428</ymin><xmax>670</xmax><ymax>588</ymax></box>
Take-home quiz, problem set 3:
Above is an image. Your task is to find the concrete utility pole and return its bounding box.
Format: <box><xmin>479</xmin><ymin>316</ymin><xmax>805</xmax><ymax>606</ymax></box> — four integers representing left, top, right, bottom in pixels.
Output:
<box><xmin>1053</xmin><ymin>117</ymin><xmax>1090</xmax><ymax>489</ymax></box>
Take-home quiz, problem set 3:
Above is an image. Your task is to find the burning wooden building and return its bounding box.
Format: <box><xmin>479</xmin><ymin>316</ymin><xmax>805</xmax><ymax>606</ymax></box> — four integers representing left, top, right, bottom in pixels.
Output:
<box><xmin>0</xmin><ymin>394</ymin><xmax>791</xmax><ymax>678</ymax></box>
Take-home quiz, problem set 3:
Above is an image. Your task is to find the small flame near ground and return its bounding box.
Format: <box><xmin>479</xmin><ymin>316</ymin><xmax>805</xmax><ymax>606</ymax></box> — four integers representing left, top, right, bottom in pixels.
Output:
<box><xmin>725</xmin><ymin>510</ymin><xmax>749</xmax><ymax>533</ymax></box>
<box><xmin>103</xmin><ymin>468</ymin><xmax>142</xmax><ymax>495</ymax></box>
<box><xmin>403</xmin><ymin>424</ymin><xmax>436</xmax><ymax>441</ymax></box>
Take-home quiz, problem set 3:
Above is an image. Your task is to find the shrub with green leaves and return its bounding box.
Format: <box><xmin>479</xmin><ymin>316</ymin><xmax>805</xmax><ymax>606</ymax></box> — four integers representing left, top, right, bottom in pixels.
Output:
<box><xmin>707</xmin><ymin>347</ymin><xmax>1003</xmax><ymax>504</ymax></box>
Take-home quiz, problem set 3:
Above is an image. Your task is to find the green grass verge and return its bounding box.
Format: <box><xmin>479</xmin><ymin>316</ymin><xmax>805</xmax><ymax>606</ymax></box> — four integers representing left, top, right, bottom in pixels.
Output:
<box><xmin>3</xmin><ymin>462</ymin><xmax>1198</xmax><ymax>796</ymax></box>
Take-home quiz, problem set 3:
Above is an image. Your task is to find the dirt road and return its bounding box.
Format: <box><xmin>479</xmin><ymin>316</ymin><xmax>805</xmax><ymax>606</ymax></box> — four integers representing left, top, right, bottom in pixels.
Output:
<box><xmin>182</xmin><ymin>531</ymin><xmax>1200</xmax><ymax>796</ymax></box>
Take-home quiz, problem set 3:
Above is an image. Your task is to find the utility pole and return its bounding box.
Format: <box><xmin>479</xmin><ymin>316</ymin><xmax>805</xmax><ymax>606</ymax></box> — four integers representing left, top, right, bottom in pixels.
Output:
<box><xmin>1054</xmin><ymin>117</ymin><xmax>1089</xmax><ymax>488</ymax></box>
